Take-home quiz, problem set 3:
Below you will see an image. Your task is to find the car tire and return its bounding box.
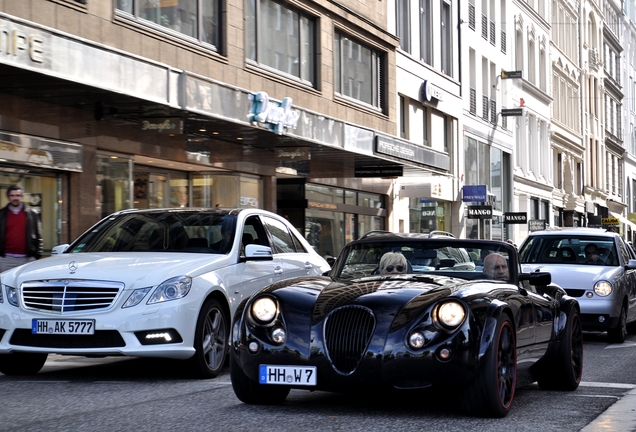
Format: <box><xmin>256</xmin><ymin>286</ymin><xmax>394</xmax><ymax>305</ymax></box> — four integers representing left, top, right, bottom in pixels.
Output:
<box><xmin>0</xmin><ymin>352</ymin><xmax>48</xmax><ymax>375</ymax></box>
<box><xmin>229</xmin><ymin>350</ymin><xmax>290</xmax><ymax>404</ymax></box>
<box><xmin>461</xmin><ymin>314</ymin><xmax>516</xmax><ymax>418</ymax></box>
<box><xmin>188</xmin><ymin>299</ymin><xmax>228</xmax><ymax>379</ymax></box>
<box><xmin>537</xmin><ymin>309</ymin><xmax>583</xmax><ymax>391</ymax></box>
<box><xmin>608</xmin><ymin>304</ymin><xmax>627</xmax><ymax>344</ymax></box>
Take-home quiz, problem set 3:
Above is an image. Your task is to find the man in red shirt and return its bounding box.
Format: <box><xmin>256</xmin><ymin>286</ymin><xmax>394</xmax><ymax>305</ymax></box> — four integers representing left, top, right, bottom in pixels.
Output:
<box><xmin>0</xmin><ymin>184</ymin><xmax>43</xmax><ymax>273</ymax></box>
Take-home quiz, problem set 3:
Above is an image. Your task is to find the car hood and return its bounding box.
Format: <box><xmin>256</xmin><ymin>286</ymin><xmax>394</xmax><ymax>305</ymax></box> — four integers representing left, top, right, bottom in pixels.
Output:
<box><xmin>269</xmin><ymin>275</ymin><xmax>485</xmax><ymax>326</ymax></box>
<box><xmin>521</xmin><ymin>263</ymin><xmax>621</xmax><ymax>289</ymax></box>
<box><xmin>0</xmin><ymin>253</ymin><xmax>227</xmax><ymax>288</ymax></box>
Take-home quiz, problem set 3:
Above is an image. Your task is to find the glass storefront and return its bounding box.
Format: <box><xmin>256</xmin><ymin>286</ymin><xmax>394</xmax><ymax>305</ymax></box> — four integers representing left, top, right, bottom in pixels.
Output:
<box><xmin>97</xmin><ymin>153</ymin><xmax>132</xmax><ymax>219</ymax></box>
<box><xmin>408</xmin><ymin>198</ymin><xmax>450</xmax><ymax>234</ymax></box>
<box><xmin>278</xmin><ymin>180</ymin><xmax>386</xmax><ymax>259</ymax></box>
<box><xmin>0</xmin><ymin>171</ymin><xmax>60</xmax><ymax>255</ymax></box>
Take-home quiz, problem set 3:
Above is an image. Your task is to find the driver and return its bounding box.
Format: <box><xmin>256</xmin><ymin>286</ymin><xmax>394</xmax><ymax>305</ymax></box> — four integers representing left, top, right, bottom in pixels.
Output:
<box><xmin>483</xmin><ymin>253</ymin><xmax>509</xmax><ymax>281</ymax></box>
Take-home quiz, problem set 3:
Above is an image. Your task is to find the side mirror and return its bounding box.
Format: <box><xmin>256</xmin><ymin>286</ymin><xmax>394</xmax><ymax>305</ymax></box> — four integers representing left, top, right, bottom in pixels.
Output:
<box><xmin>51</xmin><ymin>244</ymin><xmax>70</xmax><ymax>255</ymax></box>
<box><xmin>326</xmin><ymin>256</ymin><xmax>336</xmax><ymax>267</ymax></box>
<box><xmin>244</xmin><ymin>244</ymin><xmax>273</xmax><ymax>261</ymax></box>
<box><xmin>626</xmin><ymin>259</ymin><xmax>636</xmax><ymax>270</ymax></box>
<box><xmin>519</xmin><ymin>271</ymin><xmax>551</xmax><ymax>286</ymax></box>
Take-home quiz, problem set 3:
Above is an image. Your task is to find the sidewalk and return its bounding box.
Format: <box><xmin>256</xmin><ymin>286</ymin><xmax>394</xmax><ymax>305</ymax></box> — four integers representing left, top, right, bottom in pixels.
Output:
<box><xmin>581</xmin><ymin>388</ymin><xmax>636</xmax><ymax>432</ymax></box>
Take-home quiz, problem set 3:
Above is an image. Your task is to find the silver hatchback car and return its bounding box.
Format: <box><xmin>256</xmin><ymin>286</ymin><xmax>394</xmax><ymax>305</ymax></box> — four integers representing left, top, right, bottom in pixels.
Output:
<box><xmin>519</xmin><ymin>228</ymin><xmax>636</xmax><ymax>343</ymax></box>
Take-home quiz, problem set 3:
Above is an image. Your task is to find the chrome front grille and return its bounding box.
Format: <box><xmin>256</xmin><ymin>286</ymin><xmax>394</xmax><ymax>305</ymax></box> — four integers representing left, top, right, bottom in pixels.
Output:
<box><xmin>21</xmin><ymin>280</ymin><xmax>124</xmax><ymax>313</ymax></box>
<box><xmin>324</xmin><ymin>305</ymin><xmax>375</xmax><ymax>375</ymax></box>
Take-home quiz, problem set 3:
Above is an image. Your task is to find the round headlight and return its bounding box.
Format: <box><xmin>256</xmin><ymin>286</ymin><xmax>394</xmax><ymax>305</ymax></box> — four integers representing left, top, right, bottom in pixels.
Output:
<box><xmin>437</xmin><ymin>301</ymin><xmax>466</xmax><ymax>329</ymax></box>
<box><xmin>251</xmin><ymin>297</ymin><xmax>277</xmax><ymax>324</ymax></box>
<box><xmin>594</xmin><ymin>281</ymin><xmax>613</xmax><ymax>297</ymax></box>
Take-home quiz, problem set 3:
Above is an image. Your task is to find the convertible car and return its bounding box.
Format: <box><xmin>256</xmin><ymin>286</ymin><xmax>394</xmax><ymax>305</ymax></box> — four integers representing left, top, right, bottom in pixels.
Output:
<box><xmin>230</xmin><ymin>232</ymin><xmax>583</xmax><ymax>417</ymax></box>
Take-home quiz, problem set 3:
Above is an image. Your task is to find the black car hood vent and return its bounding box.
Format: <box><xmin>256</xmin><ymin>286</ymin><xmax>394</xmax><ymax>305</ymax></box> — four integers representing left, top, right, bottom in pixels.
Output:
<box><xmin>324</xmin><ymin>305</ymin><xmax>375</xmax><ymax>375</ymax></box>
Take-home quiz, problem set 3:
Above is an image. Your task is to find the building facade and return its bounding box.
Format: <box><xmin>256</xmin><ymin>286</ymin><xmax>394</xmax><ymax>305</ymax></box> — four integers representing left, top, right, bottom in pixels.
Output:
<box><xmin>0</xmin><ymin>0</ymin><xmax>449</xmax><ymax>257</ymax></box>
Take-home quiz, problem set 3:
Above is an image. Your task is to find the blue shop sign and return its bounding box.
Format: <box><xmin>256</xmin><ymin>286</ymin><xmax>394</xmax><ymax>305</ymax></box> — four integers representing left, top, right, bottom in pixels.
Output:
<box><xmin>462</xmin><ymin>185</ymin><xmax>487</xmax><ymax>202</ymax></box>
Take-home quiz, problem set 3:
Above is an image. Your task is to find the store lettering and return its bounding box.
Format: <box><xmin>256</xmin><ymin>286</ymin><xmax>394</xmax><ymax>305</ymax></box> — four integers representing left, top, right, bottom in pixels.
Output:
<box><xmin>0</xmin><ymin>26</ymin><xmax>44</xmax><ymax>63</ymax></box>
<box><xmin>141</xmin><ymin>119</ymin><xmax>177</xmax><ymax>132</ymax></box>
<box><xmin>277</xmin><ymin>149</ymin><xmax>306</xmax><ymax>159</ymax></box>
<box><xmin>377</xmin><ymin>141</ymin><xmax>415</xmax><ymax>158</ymax></box>
<box><xmin>0</xmin><ymin>141</ymin><xmax>18</xmax><ymax>152</ymax></box>
<box><xmin>308</xmin><ymin>201</ymin><xmax>337</xmax><ymax>210</ymax></box>
<box><xmin>249</xmin><ymin>92</ymin><xmax>299</xmax><ymax>135</ymax></box>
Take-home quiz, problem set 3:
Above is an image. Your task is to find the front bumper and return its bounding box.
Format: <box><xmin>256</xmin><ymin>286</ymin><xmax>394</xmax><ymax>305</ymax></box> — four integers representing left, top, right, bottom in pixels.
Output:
<box><xmin>0</xmin><ymin>299</ymin><xmax>200</xmax><ymax>359</ymax></box>
<box><xmin>562</xmin><ymin>293</ymin><xmax>622</xmax><ymax>330</ymax></box>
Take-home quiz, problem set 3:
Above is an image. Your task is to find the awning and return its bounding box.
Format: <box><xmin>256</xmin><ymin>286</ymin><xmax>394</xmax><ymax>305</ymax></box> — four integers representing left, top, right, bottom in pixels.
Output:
<box><xmin>609</xmin><ymin>212</ymin><xmax>636</xmax><ymax>231</ymax></box>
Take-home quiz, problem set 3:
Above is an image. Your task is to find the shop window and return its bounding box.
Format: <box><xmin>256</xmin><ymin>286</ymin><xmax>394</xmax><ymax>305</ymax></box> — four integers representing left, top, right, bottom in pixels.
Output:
<box><xmin>116</xmin><ymin>0</ymin><xmax>221</xmax><ymax>50</ymax></box>
<box><xmin>246</xmin><ymin>0</ymin><xmax>316</xmax><ymax>85</ymax></box>
<box><xmin>192</xmin><ymin>174</ymin><xmax>262</xmax><ymax>208</ymax></box>
<box><xmin>358</xmin><ymin>192</ymin><xmax>383</xmax><ymax>208</ymax></box>
<box><xmin>334</xmin><ymin>32</ymin><xmax>385</xmax><ymax>111</ymax></box>
<box><xmin>306</xmin><ymin>184</ymin><xmax>343</xmax><ymax>203</ymax></box>
<box><xmin>98</xmin><ymin>154</ymin><xmax>132</xmax><ymax>219</ymax></box>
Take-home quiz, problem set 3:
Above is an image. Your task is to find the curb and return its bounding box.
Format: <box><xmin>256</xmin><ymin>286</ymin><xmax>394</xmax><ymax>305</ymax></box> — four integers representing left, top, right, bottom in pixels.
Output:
<box><xmin>580</xmin><ymin>388</ymin><xmax>636</xmax><ymax>432</ymax></box>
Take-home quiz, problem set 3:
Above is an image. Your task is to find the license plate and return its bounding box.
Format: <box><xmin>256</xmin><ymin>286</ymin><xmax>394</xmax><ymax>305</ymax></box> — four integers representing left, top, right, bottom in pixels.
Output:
<box><xmin>32</xmin><ymin>319</ymin><xmax>95</xmax><ymax>335</ymax></box>
<box><xmin>259</xmin><ymin>365</ymin><xmax>317</xmax><ymax>386</ymax></box>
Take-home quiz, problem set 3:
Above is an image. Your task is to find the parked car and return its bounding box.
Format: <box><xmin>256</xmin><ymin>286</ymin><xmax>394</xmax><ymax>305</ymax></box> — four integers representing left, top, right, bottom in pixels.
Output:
<box><xmin>0</xmin><ymin>208</ymin><xmax>330</xmax><ymax>377</ymax></box>
<box><xmin>519</xmin><ymin>228</ymin><xmax>636</xmax><ymax>343</ymax></box>
<box><xmin>230</xmin><ymin>233</ymin><xmax>582</xmax><ymax>417</ymax></box>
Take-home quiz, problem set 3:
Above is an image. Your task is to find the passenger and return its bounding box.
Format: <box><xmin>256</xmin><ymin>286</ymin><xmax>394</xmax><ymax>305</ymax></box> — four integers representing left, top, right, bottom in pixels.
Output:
<box><xmin>379</xmin><ymin>252</ymin><xmax>408</xmax><ymax>275</ymax></box>
<box><xmin>483</xmin><ymin>253</ymin><xmax>509</xmax><ymax>281</ymax></box>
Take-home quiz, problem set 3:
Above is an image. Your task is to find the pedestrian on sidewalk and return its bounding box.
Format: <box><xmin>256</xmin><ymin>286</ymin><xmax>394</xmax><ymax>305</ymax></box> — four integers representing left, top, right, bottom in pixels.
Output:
<box><xmin>0</xmin><ymin>184</ymin><xmax>43</xmax><ymax>273</ymax></box>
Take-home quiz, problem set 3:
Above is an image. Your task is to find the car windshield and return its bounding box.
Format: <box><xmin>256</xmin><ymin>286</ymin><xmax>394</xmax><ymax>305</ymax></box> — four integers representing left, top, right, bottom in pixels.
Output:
<box><xmin>66</xmin><ymin>211</ymin><xmax>238</xmax><ymax>254</ymax></box>
<box><xmin>334</xmin><ymin>240</ymin><xmax>515</xmax><ymax>282</ymax></box>
<box><xmin>519</xmin><ymin>235</ymin><xmax>619</xmax><ymax>266</ymax></box>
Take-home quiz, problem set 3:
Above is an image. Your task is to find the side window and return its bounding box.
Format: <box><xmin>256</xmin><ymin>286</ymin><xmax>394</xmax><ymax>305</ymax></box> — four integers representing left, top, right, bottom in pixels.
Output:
<box><xmin>290</xmin><ymin>230</ymin><xmax>308</xmax><ymax>253</ymax></box>
<box><xmin>619</xmin><ymin>240</ymin><xmax>631</xmax><ymax>264</ymax></box>
<box><xmin>263</xmin><ymin>216</ymin><xmax>296</xmax><ymax>254</ymax></box>
<box><xmin>243</xmin><ymin>216</ymin><xmax>268</xmax><ymax>248</ymax></box>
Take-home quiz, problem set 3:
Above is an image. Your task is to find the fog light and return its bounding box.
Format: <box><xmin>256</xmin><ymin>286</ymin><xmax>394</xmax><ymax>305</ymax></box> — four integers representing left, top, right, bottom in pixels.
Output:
<box><xmin>438</xmin><ymin>347</ymin><xmax>452</xmax><ymax>360</ymax></box>
<box><xmin>271</xmin><ymin>327</ymin><xmax>286</xmax><ymax>343</ymax></box>
<box><xmin>598</xmin><ymin>316</ymin><xmax>605</xmax><ymax>323</ymax></box>
<box><xmin>135</xmin><ymin>329</ymin><xmax>183</xmax><ymax>345</ymax></box>
<box><xmin>248</xmin><ymin>341</ymin><xmax>260</xmax><ymax>352</ymax></box>
<box><xmin>408</xmin><ymin>332</ymin><xmax>425</xmax><ymax>349</ymax></box>
<box><xmin>586</xmin><ymin>292</ymin><xmax>594</xmax><ymax>298</ymax></box>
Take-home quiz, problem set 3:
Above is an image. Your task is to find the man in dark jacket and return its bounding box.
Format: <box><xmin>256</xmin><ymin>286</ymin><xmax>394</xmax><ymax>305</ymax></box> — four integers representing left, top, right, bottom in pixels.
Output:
<box><xmin>0</xmin><ymin>184</ymin><xmax>43</xmax><ymax>272</ymax></box>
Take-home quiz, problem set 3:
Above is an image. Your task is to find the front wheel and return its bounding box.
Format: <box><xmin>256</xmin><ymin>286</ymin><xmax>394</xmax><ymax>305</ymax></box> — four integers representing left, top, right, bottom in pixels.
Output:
<box><xmin>188</xmin><ymin>299</ymin><xmax>228</xmax><ymax>379</ymax></box>
<box><xmin>608</xmin><ymin>304</ymin><xmax>627</xmax><ymax>344</ymax></box>
<box><xmin>537</xmin><ymin>309</ymin><xmax>583</xmax><ymax>390</ymax></box>
<box><xmin>0</xmin><ymin>352</ymin><xmax>48</xmax><ymax>375</ymax></box>
<box><xmin>461</xmin><ymin>314</ymin><xmax>516</xmax><ymax>418</ymax></box>
<box><xmin>229</xmin><ymin>350</ymin><xmax>290</xmax><ymax>404</ymax></box>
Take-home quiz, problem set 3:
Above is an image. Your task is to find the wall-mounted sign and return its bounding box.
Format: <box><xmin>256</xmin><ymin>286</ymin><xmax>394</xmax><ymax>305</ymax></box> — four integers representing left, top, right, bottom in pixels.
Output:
<box><xmin>421</xmin><ymin>80</ymin><xmax>444</xmax><ymax>102</ymax></box>
<box><xmin>467</xmin><ymin>205</ymin><xmax>492</xmax><ymax>219</ymax></box>
<box><xmin>602</xmin><ymin>217</ymin><xmax>620</xmax><ymax>226</ymax></box>
<box><xmin>355</xmin><ymin>165</ymin><xmax>403</xmax><ymax>178</ymax></box>
<box><xmin>249</xmin><ymin>91</ymin><xmax>300</xmax><ymax>135</ymax></box>
<box><xmin>462</xmin><ymin>185</ymin><xmax>487</xmax><ymax>202</ymax></box>
<box><xmin>276</xmin><ymin>147</ymin><xmax>310</xmax><ymax>161</ymax></box>
<box><xmin>421</xmin><ymin>209</ymin><xmax>437</xmax><ymax>217</ymax></box>
<box><xmin>528</xmin><ymin>219</ymin><xmax>546</xmax><ymax>231</ymax></box>
<box><xmin>504</xmin><ymin>212</ymin><xmax>527</xmax><ymax>224</ymax></box>
<box><xmin>140</xmin><ymin>118</ymin><xmax>183</xmax><ymax>133</ymax></box>
<box><xmin>501</xmin><ymin>70</ymin><xmax>523</xmax><ymax>79</ymax></box>
<box><xmin>501</xmin><ymin>108</ymin><xmax>523</xmax><ymax>117</ymax></box>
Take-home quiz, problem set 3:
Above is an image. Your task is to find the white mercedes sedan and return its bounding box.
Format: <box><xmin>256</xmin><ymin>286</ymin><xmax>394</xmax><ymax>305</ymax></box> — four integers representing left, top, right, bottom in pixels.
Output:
<box><xmin>0</xmin><ymin>208</ymin><xmax>329</xmax><ymax>377</ymax></box>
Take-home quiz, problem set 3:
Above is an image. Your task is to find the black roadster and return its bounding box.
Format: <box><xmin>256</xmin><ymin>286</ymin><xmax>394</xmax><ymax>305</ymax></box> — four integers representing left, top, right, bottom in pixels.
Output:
<box><xmin>230</xmin><ymin>232</ymin><xmax>583</xmax><ymax>417</ymax></box>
